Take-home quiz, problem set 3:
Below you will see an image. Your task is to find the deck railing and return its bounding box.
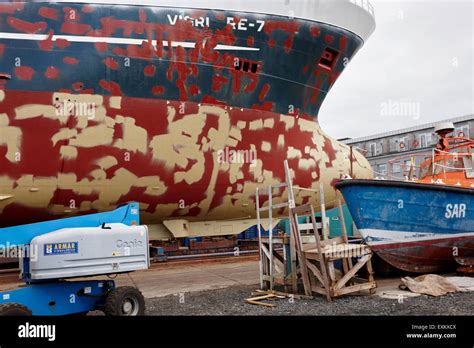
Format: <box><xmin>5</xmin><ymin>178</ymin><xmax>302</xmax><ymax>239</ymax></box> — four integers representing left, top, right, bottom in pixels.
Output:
<box><xmin>350</xmin><ymin>0</ymin><xmax>375</xmax><ymax>17</ymax></box>
<box><xmin>381</xmin><ymin>148</ymin><xmax>474</xmax><ymax>182</ymax></box>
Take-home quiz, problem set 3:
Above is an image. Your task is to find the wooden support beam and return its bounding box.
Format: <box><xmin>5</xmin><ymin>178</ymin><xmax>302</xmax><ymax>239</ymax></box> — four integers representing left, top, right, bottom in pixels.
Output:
<box><xmin>259</xmin><ymin>202</ymin><xmax>289</xmax><ymax>212</ymax></box>
<box><xmin>297</xmin><ymin>222</ymin><xmax>323</xmax><ymax>231</ymax></box>
<box><xmin>308</xmin><ymin>203</ymin><xmax>332</xmax><ymax>302</ymax></box>
<box><xmin>334</xmin><ymin>282</ymin><xmax>377</xmax><ymax>297</ymax></box>
<box><xmin>291</xmin><ymin>203</ymin><xmax>313</xmax><ymax>215</ymax></box>
<box><xmin>289</xmin><ymin>213</ymin><xmax>312</xmax><ymax>297</ymax></box>
<box><xmin>273</xmin><ymin>249</ymin><xmax>285</xmax><ymax>264</ymax></box>
<box><xmin>335</xmin><ymin>255</ymin><xmax>370</xmax><ymax>290</ymax></box>
<box><xmin>305</xmin><ymin>260</ymin><xmax>324</xmax><ymax>285</ymax></box>
<box><xmin>311</xmin><ymin>285</ymin><xmax>330</xmax><ymax>296</ymax></box>
<box><xmin>261</xmin><ymin>244</ymin><xmax>271</xmax><ymax>259</ymax></box>
<box><xmin>246</xmin><ymin>294</ymin><xmax>277</xmax><ymax>301</ymax></box>
<box><xmin>245</xmin><ymin>299</ymin><xmax>276</xmax><ymax>308</ymax></box>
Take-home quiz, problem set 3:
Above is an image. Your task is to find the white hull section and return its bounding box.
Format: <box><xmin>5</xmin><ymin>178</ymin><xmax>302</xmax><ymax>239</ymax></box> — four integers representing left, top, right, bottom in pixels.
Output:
<box><xmin>360</xmin><ymin>228</ymin><xmax>473</xmax><ymax>246</ymax></box>
<box><xmin>40</xmin><ymin>0</ymin><xmax>376</xmax><ymax>41</ymax></box>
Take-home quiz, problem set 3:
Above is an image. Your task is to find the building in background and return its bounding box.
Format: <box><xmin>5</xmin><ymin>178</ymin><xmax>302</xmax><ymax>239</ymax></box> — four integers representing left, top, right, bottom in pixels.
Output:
<box><xmin>342</xmin><ymin>115</ymin><xmax>474</xmax><ymax>178</ymax></box>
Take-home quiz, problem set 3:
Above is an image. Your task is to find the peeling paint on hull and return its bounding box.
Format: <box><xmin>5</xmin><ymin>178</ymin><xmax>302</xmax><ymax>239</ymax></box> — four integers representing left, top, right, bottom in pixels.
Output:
<box><xmin>0</xmin><ymin>2</ymin><xmax>374</xmax><ymax>227</ymax></box>
<box><xmin>0</xmin><ymin>90</ymin><xmax>372</xmax><ymax>226</ymax></box>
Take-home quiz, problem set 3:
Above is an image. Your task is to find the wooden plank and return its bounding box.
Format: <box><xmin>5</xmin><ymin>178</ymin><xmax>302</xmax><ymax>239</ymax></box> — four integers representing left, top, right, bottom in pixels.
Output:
<box><xmin>291</xmin><ymin>203</ymin><xmax>312</xmax><ymax>215</ymax></box>
<box><xmin>334</xmin><ymin>255</ymin><xmax>370</xmax><ymax>290</ymax></box>
<box><xmin>297</xmin><ymin>222</ymin><xmax>322</xmax><ymax>231</ymax></box>
<box><xmin>302</xmin><ymin>243</ymin><xmax>318</xmax><ymax>251</ymax></box>
<box><xmin>273</xmin><ymin>202</ymin><xmax>289</xmax><ymax>209</ymax></box>
<box><xmin>310</xmin><ymin>203</ymin><xmax>332</xmax><ymax>302</ymax></box>
<box><xmin>366</xmin><ymin>253</ymin><xmax>374</xmax><ymax>280</ymax></box>
<box><xmin>261</xmin><ymin>244</ymin><xmax>271</xmax><ymax>259</ymax></box>
<box><xmin>327</xmin><ymin>261</ymin><xmax>336</xmax><ymax>283</ymax></box>
<box><xmin>251</xmin><ymin>291</ymin><xmax>287</xmax><ymax>298</ymax></box>
<box><xmin>246</xmin><ymin>294</ymin><xmax>276</xmax><ymax>301</ymax></box>
<box><xmin>256</xmin><ymin>187</ymin><xmax>264</xmax><ymax>290</ymax></box>
<box><xmin>310</xmin><ymin>285</ymin><xmax>329</xmax><ymax>296</ymax></box>
<box><xmin>337</xmin><ymin>199</ymin><xmax>349</xmax><ymax>244</ymax></box>
<box><xmin>334</xmin><ymin>282</ymin><xmax>377</xmax><ymax>297</ymax></box>
<box><xmin>245</xmin><ymin>299</ymin><xmax>276</xmax><ymax>308</ymax></box>
<box><xmin>301</xmin><ymin>235</ymin><xmax>316</xmax><ymax>244</ymax></box>
<box><xmin>297</xmin><ymin>223</ymin><xmax>314</xmax><ymax>231</ymax></box>
<box><xmin>366</xmin><ymin>255</ymin><xmax>376</xmax><ymax>293</ymax></box>
<box><xmin>304</xmin><ymin>252</ymin><xmax>322</xmax><ymax>261</ymax></box>
<box><xmin>268</xmin><ymin>185</ymin><xmax>274</xmax><ymax>290</ymax></box>
<box><xmin>284</xmin><ymin>160</ymin><xmax>299</xmax><ymax>294</ymax></box>
<box><xmin>319</xmin><ymin>237</ymin><xmax>344</xmax><ymax>247</ymax></box>
<box><xmin>289</xmin><ymin>210</ymin><xmax>298</xmax><ymax>294</ymax></box>
<box><xmin>319</xmin><ymin>183</ymin><xmax>329</xmax><ymax>240</ymax></box>
<box><xmin>289</xmin><ymin>213</ymin><xmax>312</xmax><ymax>297</ymax></box>
<box><xmin>261</xmin><ymin>236</ymin><xmax>287</xmax><ymax>244</ymax></box>
<box><xmin>259</xmin><ymin>202</ymin><xmax>288</xmax><ymax>212</ymax></box>
<box><xmin>306</xmin><ymin>260</ymin><xmax>324</xmax><ymax>285</ymax></box>
<box><xmin>273</xmin><ymin>249</ymin><xmax>285</xmax><ymax>264</ymax></box>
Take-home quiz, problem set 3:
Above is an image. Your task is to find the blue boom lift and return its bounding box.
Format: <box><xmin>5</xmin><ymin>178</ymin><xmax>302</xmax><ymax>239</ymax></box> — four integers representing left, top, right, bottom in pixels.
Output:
<box><xmin>0</xmin><ymin>202</ymin><xmax>149</xmax><ymax>316</ymax></box>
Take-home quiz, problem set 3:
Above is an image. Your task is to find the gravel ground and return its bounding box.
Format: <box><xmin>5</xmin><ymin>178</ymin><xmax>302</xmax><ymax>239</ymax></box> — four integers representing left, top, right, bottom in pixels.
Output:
<box><xmin>144</xmin><ymin>284</ymin><xmax>474</xmax><ymax>316</ymax></box>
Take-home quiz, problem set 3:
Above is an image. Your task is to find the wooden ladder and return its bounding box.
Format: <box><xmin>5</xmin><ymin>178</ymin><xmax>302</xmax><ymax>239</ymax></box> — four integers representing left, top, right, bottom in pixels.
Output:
<box><xmin>256</xmin><ymin>160</ymin><xmax>376</xmax><ymax>300</ymax></box>
<box><xmin>256</xmin><ymin>160</ymin><xmax>297</xmax><ymax>292</ymax></box>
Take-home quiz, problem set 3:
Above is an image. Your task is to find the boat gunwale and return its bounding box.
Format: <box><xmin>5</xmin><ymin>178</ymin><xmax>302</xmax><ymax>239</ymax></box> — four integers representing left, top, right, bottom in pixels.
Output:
<box><xmin>335</xmin><ymin>178</ymin><xmax>474</xmax><ymax>194</ymax></box>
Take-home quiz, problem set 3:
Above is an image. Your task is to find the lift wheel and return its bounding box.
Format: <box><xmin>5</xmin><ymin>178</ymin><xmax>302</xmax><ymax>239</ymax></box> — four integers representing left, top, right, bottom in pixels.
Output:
<box><xmin>0</xmin><ymin>303</ymin><xmax>32</xmax><ymax>316</ymax></box>
<box><xmin>104</xmin><ymin>286</ymin><xmax>145</xmax><ymax>316</ymax></box>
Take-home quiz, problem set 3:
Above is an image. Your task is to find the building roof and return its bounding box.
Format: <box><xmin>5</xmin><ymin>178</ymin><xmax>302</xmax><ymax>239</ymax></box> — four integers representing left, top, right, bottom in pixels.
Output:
<box><xmin>343</xmin><ymin>114</ymin><xmax>474</xmax><ymax>144</ymax></box>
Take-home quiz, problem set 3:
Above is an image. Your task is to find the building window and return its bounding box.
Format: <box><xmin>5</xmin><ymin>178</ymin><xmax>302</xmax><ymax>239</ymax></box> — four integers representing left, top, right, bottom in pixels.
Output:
<box><xmin>378</xmin><ymin>164</ymin><xmax>387</xmax><ymax>175</ymax></box>
<box><xmin>398</xmin><ymin>137</ymin><xmax>408</xmax><ymax>152</ymax></box>
<box><xmin>392</xmin><ymin>163</ymin><xmax>401</xmax><ymax>173</ymax></box>
<box><xmin>403</xmin><ymin>160</ymin><xmax>414</xmax><ymax>174</ymax></box>
<box><xmin>419</xmin><ymin>133</ymin><xmax>431</xmax><ymax>148</ymax></box>
<box><xmin>455</xmin><ymin>125</ymin><xmax>469</xmax><ymax>138</ymax></box>
<box><xmin>369</xmin><ymin>143</ymin><xmax>377</xmax><ymax>156</ymax></box>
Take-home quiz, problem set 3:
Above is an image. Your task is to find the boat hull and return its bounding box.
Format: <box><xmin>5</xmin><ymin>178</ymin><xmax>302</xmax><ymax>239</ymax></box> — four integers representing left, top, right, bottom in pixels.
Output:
<box><xmin>336</xmin><ymin>179</ymin><xmax>474</xmax><ymax>273</ymax></box>
<box><xmin>0</xmin><ymin>2</ymin><xmax>374</xmax><ymax>228</ymax></box>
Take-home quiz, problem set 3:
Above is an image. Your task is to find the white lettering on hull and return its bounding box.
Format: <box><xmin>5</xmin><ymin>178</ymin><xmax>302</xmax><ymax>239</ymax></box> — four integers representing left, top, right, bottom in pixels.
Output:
<box><xmin>445</xmin><ymin>203</ymin><xmax>467</xmax><ymax>219</ymax></box>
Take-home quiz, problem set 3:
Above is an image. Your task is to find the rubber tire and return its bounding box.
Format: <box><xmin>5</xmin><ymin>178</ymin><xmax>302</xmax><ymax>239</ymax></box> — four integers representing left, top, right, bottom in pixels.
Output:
<box><xmin>104</xmin><ymin>287</ymin><xmax>145</xmax><ymax>316</ymax></box>
<box><xmin>0</xmin><ymin>303</ymin><xmax>32</xmax><ymax>316</ymax></box>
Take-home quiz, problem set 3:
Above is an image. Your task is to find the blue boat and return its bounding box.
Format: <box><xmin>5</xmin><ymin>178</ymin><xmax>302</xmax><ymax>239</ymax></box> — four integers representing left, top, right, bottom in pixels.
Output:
<box><xmin>336</xmin><ymin>124</ymin><xmax>474</xmax><ymax>273</ymax></box>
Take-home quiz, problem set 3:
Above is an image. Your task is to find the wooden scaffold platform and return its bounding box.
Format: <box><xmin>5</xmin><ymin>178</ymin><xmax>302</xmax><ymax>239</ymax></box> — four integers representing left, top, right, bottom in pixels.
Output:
<box><xmin>255</xmin><ymin>160</ymin><xmax>377</xmax><ymax>301</ymax></box>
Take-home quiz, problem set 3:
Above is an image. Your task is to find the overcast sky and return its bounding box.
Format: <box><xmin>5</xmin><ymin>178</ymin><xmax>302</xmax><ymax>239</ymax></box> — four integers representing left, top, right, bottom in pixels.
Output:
<box><xmin>320</xmin><ymin>0</ymin><xmax>474</xmax><ymax>139</ymax></box>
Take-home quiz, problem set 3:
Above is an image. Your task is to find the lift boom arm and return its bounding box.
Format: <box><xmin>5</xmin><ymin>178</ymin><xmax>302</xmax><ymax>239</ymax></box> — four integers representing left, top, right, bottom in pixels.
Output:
<box><xmin>0</xmin><ymin>202</ymin><xmax>140</xmax><ymax>247</ymax></box>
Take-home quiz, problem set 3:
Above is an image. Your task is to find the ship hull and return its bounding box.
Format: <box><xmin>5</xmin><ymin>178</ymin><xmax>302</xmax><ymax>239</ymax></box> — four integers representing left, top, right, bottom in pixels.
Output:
<box><xmin>0</xmin><ymin>2</ymin><xmax>374</xmax><ymax>228</ymax></box>
<box><xmin>336</xmin><ymin>180</ymin><xmax>474</xmax><ymax>273</ymax></box>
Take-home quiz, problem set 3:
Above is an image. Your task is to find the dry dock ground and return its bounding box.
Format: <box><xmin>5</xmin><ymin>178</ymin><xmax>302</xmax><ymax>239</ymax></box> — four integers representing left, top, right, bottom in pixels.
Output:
<box><xmin>0</xmin><ymin>256</ymin><xmax>472</xmax><ymax>316</ymax></box>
